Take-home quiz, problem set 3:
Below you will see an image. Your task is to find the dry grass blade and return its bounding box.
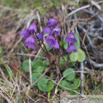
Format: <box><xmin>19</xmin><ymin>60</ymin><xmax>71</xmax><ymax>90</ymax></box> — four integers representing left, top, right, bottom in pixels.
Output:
<box><xmin>69</xmin><ymin>17</ymin><xmax>80</xmax><ymax>33</ymax></box>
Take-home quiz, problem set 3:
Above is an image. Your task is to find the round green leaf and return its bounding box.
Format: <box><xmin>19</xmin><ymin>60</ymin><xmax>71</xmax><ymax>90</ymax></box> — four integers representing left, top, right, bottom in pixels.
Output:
<box><xmin>74</xmin><ymin>34</ymin><xmax>80</xmax><ymax>49</ymax></box>
<box><xmin>33</xmin><ymin>66</ymin><xmax>44</xmax><ymax>73</ymax></box>
<box><xmin>59</xmin><ymin>80</ymin><xmax>70</xmax><ymax>90</ymax></box>
<box><xmin>77</xmin><ymin>49</ymin><xmax>85</xmax><ymax>62</ymax></box>
<box><xmin>37</xmin><ymin>77</ymin><xmax>54</xmax><ymax>92</ymax></box>
<box><xmin>22</xmin><ymin>60</ymin><xmax>33</xmax><ymax>72</ymax></box>
<box><xmin>32</xmin><ymin>60</ymin><xmax>44</xmax><ymax>70</ymax></box>
<box><xmin>31</xmin><ymin>73</ymin><xmax>41</xmax><ymax>86</ymax></box>
<box><xmin>68</xmin><ymin>79</ymin><xmax>81</xmax><ymax>89</ymax></box>
<box><xmin>70</xmin><ymin>52</ymin><xmax>78</xmax><ymax>62</ymax></box>
<box><xmin>63</xmin><ymin>69</ymin><xmax>75</xmax><ymax>81</ymax></box>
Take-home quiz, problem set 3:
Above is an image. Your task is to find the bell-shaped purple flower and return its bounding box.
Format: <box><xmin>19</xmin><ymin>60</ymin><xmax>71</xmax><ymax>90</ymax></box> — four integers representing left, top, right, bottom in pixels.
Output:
<box><xmin>43</xmin><ymin>26</ymin><xmax>52</xmax><ymax>34</ymax></box>
<box><xmin>46</xmin><ymin>35</ymin><xmax>55</xmax><ymax>45</ymax></box>
<box><xmin>65</xmin><ymin>32</ymin><xmax>77</xmax><ymax>44</ymax></box>
<box><xmin>28</xmin><ymin>23</ymin><xmax>37</xmax><ymax>33</ymax></box>
<box><xmin>25</xmin><ymin>43</ymin><xmax>35</xmax><ymax>49</ymax></box>
<box><xmin>48</xmin><ymin>18</ymin><xmax>58</xmax><ymax>27</ymax></box>
<box><xmin>53</xmin><ymin>26</ymin><xmax>60</xmax><ymax>36</ymax></box>
<box><xmin>37</xmin><ymin>32</ymin><xmax>43</xmax><ymax>41</ymax></box>
<box><xmin>49</xmin><ymin>40</ymin><xmax>59</xmax><ymax>49</ymax></box>
<box><xmin>19</xmin><ymin>29</ymin><xmax>29</xmax><ymax>39</ymax></box>
<box><xmin>66</xmin><ymin>43</ymin><xmax>77</xmax><ymax>53</ymax></box>
<box><xmin>46</xmin><ymin>35</ymin><xmax>59</xmax><ymax>49</ymax></box>
<box><xmin>24</xmin><ymin>35</ymin><xmax>36</xmax><ymax>49</ymax></box>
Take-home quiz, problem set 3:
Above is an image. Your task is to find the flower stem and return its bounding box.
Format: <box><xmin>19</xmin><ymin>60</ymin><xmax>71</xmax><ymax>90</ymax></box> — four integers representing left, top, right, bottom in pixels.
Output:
<box><xmin>53</xmin><ymin>49</ymin><xmax>62</xmax><ymax>78</ymax></box>
<box><xmin>58</xmin><ymin>51</ymin><xmax>68</xmax><ymax>69</ymax></box>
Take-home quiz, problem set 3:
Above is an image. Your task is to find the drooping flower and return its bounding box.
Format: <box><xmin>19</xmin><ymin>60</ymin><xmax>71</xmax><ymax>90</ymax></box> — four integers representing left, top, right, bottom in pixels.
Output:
<box><xmin>52</xmin><ymin>26</ymin><xmax>60</xmax><ymax>36</ymax></box>
<box><xmin>43</xmin><ymin>26</ymin><xmax>52</xmax><ymax>34</ymax></box>
<box><xmin>28</xmin><ymin>22</ymin><xmax>37</xmax><ymax>33</ymax></box>
<box><xmin>66</xmin><ymin>43</ymin><xmax>77</xmax><ymax>53</ymax></box>
<box><xmin>37</xmin><ymin>32</ymin><xmax>44</xmax><ymax>41</ymax></box>
<box><xmin>24</xmin><ymin>35</ymin><xmax>36</xmax><ymax>49</ymax></box>
<box><xmin>46</xmin><ymin>35</ymin><xmax>55</xmax><ymax>45</ymax></box>
<box><xmin>48</xmin><ymin>18</ymin><xmax>58</xmax><ymax>27</ymax></box>
<box><xmin>49</xmin><ymin>40</ymin><xmax>59</xmax><ymax>49</ymax></box>
<box><xmin>46</xmin><ymin>35</ymin><xmax>59</xmax><ymax>49</ymax></box>
<box><xmin>19</xmin><ymin>29</ymin><xmax>30</xmax><ymax>39</ymax></box>
<box><xmin>65</xmin><ymin>32</ymin><xmax>77</xmax><ymax>44</ymax></box>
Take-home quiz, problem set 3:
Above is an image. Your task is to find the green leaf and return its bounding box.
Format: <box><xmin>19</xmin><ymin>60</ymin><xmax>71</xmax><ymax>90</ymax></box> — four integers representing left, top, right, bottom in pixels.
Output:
<box><xmin>32</xmin><ymin>73</ymin><xmax>41</xmax><ymax>86</ymax></box>
<box><xmin>44</xmin><ymin>59</ymin><xmax>49</xmax><ymax>67</ymax></box>
<box><xmin>34</xmin><ymin>2</ymin><xmax>40</xmax><ymax>7</ymax></box>
<box><xmin>60</xmin><ymin>55</ymin><xmax>67</xmax><ymax>67</ymax></box>
<box><xmin>37</xmin><ymin>77</ymin><xmax>54</xmax><ymax>92</ymax></box>
<box><xmin>77</xmin><ymin>49</ymin><xmax>85</xmax><ymax>62</ymax></box>
<box><xmin>22</xmin><ymin>60</ymin><xmax>33</xmax><ymax>72</ymax></box>
<box><xmin>68</xmin><ymin>79</ymin><xmax>81</xmax><ymax>89</ymax></box>
<box><xmin>64</xmin><ymin>43</ymin><xmax>68</xmax><ymax>50</ymax></box>
<box><xmin>33</xmin><ymin>66</ymin><xmax>44</xmax><ymax>73</ymax></box>
<box><xmin>44</xmin><ymin>59</ymin><xmax>53</xmax><ymax>67</ymax></box>
<box><xmin>60</xmin><ymin>55</ymin><xmax>76</xmax><ymax>67</ymax></box>
<box><xmin>0</xmin><ymin>59</ymin><xmax>12</xmax><ymax>79</ymax></box>
<box><xmin>63</xmin><ymin>37</ymin><xmax>68</xmax><ymax>50</ymax></box>
<box><xmin>70</xmin><ymin>52</ymin><xmax>78</xmax><ymax>62</ymax></box>
<box><xmin>69</xmin><ymin>61</ymin><xmax>76</xmax><ymax>67</ymax></box>
<box><xmin>46</xmin><ymin>44</ymin><xmax>52</xmax><ymax>51</ymax></box>
<box><xmin>74</xmin><ymin>34</ymin><xmax>80</xmax><ymax>49</ymax></box>
<box><xmin>18</xmin><ymin>96</ymin><xmax>22</xmax><ymax>103</ymax></box>
<box><xmin>0</xmin><ymin>47</ymin><xmax>2</xmax><ymax>54</ymax></box>
<box><xmin>59</xmin><ymin>80</ymin><xmax>70</xmax><ymax>90</ymax></box>
<box><xmin>48</xmin><ymin>73</ymin><xmax>53</xmax><ymax>99</ymax></box>
<box><xmin>59</xmin><ymin>41</ymin><xmax>64</xmax><ymax>47</ymax></box>
<box><xmin>0</xmin><ymin>81</ymin><xmax>13</xmax><ymax>89</ymax></box>
<box><xmin>63</xmin><ymin>69</ymin><xmax>75</xmax><ymax>81</ymax></box>
<box><xmin>32</xmin><ymin>60</ymin><xmax>44</xmax><ymax>73</ymax></box>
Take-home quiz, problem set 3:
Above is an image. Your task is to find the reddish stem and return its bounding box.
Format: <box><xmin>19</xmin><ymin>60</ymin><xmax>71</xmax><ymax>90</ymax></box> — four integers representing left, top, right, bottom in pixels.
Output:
<box><xmin>6</xmin><ymin>62</ymin><xmax>29</xmax><ymax>81</ymax></box>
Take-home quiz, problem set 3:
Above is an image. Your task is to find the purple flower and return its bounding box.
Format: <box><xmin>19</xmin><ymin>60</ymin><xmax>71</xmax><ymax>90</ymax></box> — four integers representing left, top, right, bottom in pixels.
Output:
<box><xmin>46</xmin><ymin>35</ymin><xmax>55</xmax><ymax>45</ymax></box>
<box><xmin>53</xmin><ymin>26</ymin><xmax>60</xmax><ymax>36</ymax></box>
<box><xmin>43</xmin><ymin>26</ymin><xmax>52</xmax><ymax>34</ymax></box>
<box><xmin>65</xmin><ymin>32</ymin><xmax>77</xmax><ymax>44</ymax></box>
<box><xmin>37</xmin><ymin>32</ymin><xmax>43</xmax><ymax>41</ymax></box>
<box><xmin>25</xmin><ymin>43</ymin><xmax>35</xmax><ymax>49</ymax></box>
<box><xmin>48</xmin><ymin>18</ymin><xmax>58</xmax><ymax>27</ymax></box>
<box><xmin>66</xmin><ymin>43</ymin><xmax>77</xmax><ymax>53</ymax></box>
<box><xmin>46</xmin><ymin>35</ymin><xmax>59</xmax><ymax>49</ymax></box>
<box><xmin>49</xmin><ymin>40</ymin><xmax>59</xmax><ymax>49</ymax></box>
<box><xmin>28</xmin><ymin>23</ymin><xmax>37</xmax><ymax>33</ymax></box>
<box><xmin>24</xmin><ymin>35</ymin><xmax>36</xmax><ymax>49</ymax></box>
<box><xmin>19</xmin><ymin>29</ymin><xmax>29</xmax><ymax>39</ymax></box>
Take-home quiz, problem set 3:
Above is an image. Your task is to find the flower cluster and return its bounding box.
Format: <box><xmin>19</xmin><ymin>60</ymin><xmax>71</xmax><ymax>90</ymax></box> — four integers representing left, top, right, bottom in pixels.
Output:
<box><xmin>37</xmin><ymin>18</ymin><xmax>60</xmax><ymax>49</ymax></box>
<box><xmin>20</xmin><ymin>23</ymin><xmax>37</xmax><ymax>49</ymax></box>
<box><xmin>20</xmin><ymin>18</ymin><xmax>60</xmax><ymax>50</ymax></box>
<box><xmin>65</xmin><ymin>32</ymin><xmax>77</xmax><ymax>53</ymax></box>
<box><xmin>19</xmin><ymin>18</ymin><xmax>77</xmax><ymax>53</ymax></box>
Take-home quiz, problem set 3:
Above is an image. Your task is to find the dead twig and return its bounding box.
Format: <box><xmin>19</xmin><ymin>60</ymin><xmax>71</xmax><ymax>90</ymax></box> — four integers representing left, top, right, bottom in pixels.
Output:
<box><xmin>89</xmin><ymin>59</ymin><xmax>103</xmax><ymax>68</ymax></box>
<box><xmin>80</xmin><ymin>62</ymin><xmax>84</xmax><ymax>95</ymax></box>
<box><xmin>65</xmin><ymin>1</ymin><xmax>103</xmax><ymax>19</ymax></box>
